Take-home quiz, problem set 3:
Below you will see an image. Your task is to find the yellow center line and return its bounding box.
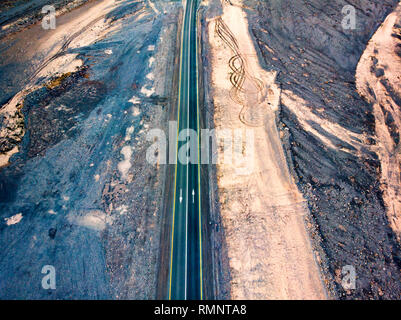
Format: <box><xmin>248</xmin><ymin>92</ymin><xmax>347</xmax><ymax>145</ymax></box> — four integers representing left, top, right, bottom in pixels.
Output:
<box><xmin>195</xmin><ymin>3</ymin><xmax>203</xmax><ymax>300</ymax></box>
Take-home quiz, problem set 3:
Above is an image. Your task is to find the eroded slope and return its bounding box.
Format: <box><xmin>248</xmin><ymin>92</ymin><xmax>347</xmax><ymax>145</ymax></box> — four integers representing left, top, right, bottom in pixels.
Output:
<box><xmin>244</xmin><ymin>0</ymin><xmax>401</xmax><ymax>299</ymax></box>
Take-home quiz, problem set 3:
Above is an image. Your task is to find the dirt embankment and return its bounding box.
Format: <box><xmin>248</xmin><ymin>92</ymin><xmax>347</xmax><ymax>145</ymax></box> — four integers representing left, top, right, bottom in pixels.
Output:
<box><xmin>203</xmin><ymin>0</ymin><xmax>327</xmax><ymax>299</ymax></box>
<box><xmin>0</xmin><ymin>0</ymin><xmax>92</xmax><ymax>40</ymax></box>
<box><xmin>240</xmin><ymin>0</ymin><xmax>401</xmax><ymax>299</ymax></box>
<box><xmin>356</xmin><ymin>3</ymin><xmax>401</xmax><ymax>243</ymax></box>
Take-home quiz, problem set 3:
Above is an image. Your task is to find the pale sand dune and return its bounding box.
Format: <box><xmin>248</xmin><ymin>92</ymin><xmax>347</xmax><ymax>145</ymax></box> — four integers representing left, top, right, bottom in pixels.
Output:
<box><xmin>208</xmin><ymin>1</ymin><xmax>327</xmax><ymax>299</ymax></box>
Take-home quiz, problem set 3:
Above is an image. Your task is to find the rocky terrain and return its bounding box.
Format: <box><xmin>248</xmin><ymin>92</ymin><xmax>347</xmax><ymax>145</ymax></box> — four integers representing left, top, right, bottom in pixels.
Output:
<box><xmin>202</xmin><ymin>0</ymin><xmax>401</xmax><ymax>299</ymax></box>
<box><xmin>356</xmin><ymin>2</ymin><xmax>401</xmax><ymax>244</ymax></box>
<box><xmin>0</xmin><ymin>0</ymin><xmax>180</xmax><ymax>299</ymax></box>
<box><xmin>2</xmin><ymin>0</ymin><xmax>401</xmax><ymax>300</ymax></box>
<box><xmin>0</xmin><ymin>0</ymin><xmax>91</xmax><ymax>40</ymax></box>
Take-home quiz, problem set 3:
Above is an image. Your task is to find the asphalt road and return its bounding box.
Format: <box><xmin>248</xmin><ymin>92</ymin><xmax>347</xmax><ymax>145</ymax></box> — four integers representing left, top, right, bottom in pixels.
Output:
<box><xmin>168</xmin><ymin>0</ymin><xmax>202</xmax><ymax>300</ymax></box>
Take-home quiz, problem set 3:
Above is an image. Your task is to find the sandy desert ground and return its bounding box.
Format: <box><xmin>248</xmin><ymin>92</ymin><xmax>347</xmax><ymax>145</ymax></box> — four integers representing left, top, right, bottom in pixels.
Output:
<box><xmin>203</xmin><ymin>0</ymin><xmax>327</xmax><ymax>299</ymax></box>
<box><xmin>1</xmin><ymin>0</ymin><xmax>401</xmax><ymax>300</ymax></box>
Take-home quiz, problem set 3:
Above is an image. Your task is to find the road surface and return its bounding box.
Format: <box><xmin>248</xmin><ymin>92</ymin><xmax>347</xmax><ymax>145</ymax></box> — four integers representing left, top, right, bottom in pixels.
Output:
<box><xmin>168</xmin><ymin>0</ymin><xmax>203</xmax><ymax>300</ymax></box>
